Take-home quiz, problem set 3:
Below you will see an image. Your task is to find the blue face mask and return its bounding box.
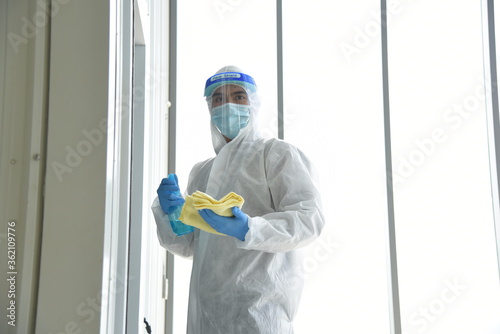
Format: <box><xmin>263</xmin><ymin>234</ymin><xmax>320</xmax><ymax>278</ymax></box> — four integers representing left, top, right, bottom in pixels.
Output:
<box><xmin>211</xmin><ymin>103</ymin><xmax>251</xmax><ymax>139</ymax></box>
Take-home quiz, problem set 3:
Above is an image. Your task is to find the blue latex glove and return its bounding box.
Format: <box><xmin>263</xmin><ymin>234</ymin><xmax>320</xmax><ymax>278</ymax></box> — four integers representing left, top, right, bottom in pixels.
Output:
<box><xmin>198</xmin><ymin>207</ymin><xmax>249</xmax><ymax>241</ymax></box>
<box><xmin>157</xmin><ymin>174</ymin><xmax>194</xmax><ymax>236</ymax></box>
<box><xmin>157</xmin><ymin>174</ymin><xmax>185</xmax><ymax>214</ymax></box>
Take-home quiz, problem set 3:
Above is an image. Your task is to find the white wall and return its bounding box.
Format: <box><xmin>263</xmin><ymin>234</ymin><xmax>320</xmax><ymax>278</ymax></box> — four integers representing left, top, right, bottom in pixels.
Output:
<box><xmin>0</xmin><ymin>0</ymin><xmax>49</xmax><ymax>332</ymax></box>
<box><xmin>35</xmin><ymin>0</ymin><xmax>110</xmax><ymax>333</ymax></box>
<box><xmin>0</xmin><ymin>1</ymin><xmax>111</xmax><ymax>333</ymax></box>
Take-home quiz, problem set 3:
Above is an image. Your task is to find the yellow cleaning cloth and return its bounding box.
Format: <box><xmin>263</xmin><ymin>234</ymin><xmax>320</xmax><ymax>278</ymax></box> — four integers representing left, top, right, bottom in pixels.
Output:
<box><xmin>179</xmin><ymin>191</ymin><xmax>245</xmax><ymax>236</ymax></box>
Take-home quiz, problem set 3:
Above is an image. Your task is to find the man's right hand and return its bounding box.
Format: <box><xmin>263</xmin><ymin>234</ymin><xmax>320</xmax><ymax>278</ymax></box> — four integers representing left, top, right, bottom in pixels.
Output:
<box><xmin>157</xmin><ymin>174</ymin><xmax>185</xmax><ymax>214</ymax></box>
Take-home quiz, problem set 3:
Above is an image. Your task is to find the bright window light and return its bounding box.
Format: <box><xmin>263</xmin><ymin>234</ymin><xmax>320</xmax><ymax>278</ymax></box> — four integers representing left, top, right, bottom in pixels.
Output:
<box><xmin>170</xmin><ymin>1</ymin><xmax>500</xmax><ymax>333</ymax></box>
<box><xmin>388</xmin><ymin>1</ymin><xmax>500</xmax><ymax>333</ymax></box>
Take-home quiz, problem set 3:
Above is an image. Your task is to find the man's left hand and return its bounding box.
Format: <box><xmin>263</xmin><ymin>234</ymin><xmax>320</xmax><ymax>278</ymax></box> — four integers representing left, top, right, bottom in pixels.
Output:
<box><xmin>199</xmin><ymin>207</ymin><xmax>249</xmax><ymax>241</ymax></box>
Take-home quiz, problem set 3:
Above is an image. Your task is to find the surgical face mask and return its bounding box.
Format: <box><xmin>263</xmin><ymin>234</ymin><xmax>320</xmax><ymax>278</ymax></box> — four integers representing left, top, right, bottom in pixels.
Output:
<box><xmin>211</xmin><ymin>103</ymin><xmax>251</xmax><ymax>139</ymax></box>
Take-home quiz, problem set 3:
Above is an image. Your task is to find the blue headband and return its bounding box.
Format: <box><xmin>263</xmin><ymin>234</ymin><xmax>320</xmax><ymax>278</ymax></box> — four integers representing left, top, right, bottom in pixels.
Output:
<box><xmin>204</xmin><ymin>72</ymin><xmax>257</xmax><ymax>97</ymax></box>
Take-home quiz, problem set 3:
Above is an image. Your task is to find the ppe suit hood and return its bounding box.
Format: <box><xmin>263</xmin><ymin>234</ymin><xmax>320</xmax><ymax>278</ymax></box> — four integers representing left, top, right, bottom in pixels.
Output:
<box><xmin>206</xmin><ymin>66</ymin><xmax>262</xmax><ymax>154</ymax></box>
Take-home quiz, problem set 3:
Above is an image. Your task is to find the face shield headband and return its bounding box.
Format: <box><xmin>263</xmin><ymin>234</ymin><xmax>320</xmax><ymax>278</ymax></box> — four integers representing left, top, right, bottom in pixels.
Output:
<box><xmin>204</xmin><ymin>71</ymin><xmax>257</xmax><ymax>98</ymax></box>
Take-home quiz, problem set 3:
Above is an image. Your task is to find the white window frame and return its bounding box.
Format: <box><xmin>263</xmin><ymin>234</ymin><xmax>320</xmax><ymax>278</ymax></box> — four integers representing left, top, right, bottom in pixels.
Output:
<box><xmin>481</xmin><ymin>0</ymin><xmax>500</xmax><ymax>281</ymax></box>
<box><xmin>101</xmin><ymin>0</ymin><xmax>170</xmax><ymax>333</ymax></box>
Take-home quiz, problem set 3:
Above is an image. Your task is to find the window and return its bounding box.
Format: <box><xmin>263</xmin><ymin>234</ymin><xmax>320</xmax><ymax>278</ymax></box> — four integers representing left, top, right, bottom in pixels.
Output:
<box><xmin>388</xmin><ymin>2</ymin><xmax>500</xmax><ymax>333</ymax></box>
<box><xmin>169</xmin><ymin>1</ymin><xmax>500</xmax><ymax>333</ymax></box>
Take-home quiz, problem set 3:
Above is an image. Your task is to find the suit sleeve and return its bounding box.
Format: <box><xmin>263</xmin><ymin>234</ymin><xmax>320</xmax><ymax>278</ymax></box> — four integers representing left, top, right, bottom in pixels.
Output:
<box><xmin>152</xmin><ymin>197</ymin><xmax>195</xmax><ymax>258</ymax></box>
<box><xmin>236</xmin><ymin>140</ymin><xmax>325</xmax><ymax>253</ymax></box>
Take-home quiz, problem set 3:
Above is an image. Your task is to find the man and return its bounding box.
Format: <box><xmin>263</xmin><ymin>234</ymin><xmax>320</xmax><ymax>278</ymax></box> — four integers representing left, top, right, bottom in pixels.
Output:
<box><xmin>152</xmin><ymin>66</ymin><xmax>325</xmax><ymax>333</ymax></box>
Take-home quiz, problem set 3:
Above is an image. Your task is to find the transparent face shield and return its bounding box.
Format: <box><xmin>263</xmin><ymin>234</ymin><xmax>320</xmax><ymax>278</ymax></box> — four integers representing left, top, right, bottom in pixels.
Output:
<box><xmin>204</xmin><ymin>71</ymin><xmax>259</xmax><ymax>141</ymax></box>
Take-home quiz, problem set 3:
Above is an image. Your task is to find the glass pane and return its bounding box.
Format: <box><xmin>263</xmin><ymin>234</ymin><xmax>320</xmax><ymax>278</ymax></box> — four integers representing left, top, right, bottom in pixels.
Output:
<box><xmin>387</xmin><ymin>1</ymin><xmax>500</xmax><ymax>333</ymax></box>
<box><xmin>283</xmin><ymin>1</ymin><xmax>391</xmax><ymax>333</ymax></box>
<box><xmin>176</xmin><ymin>1</ymin><xmax>277</xmax><ymax>333</ymax></box>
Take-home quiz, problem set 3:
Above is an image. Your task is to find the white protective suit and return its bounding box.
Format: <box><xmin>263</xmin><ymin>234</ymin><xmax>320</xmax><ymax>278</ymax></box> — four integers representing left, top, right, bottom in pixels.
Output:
<box><xmin>152</xmin><ymin>66</ymin><xmax>325</xmax><ymax>333</ymax></box>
